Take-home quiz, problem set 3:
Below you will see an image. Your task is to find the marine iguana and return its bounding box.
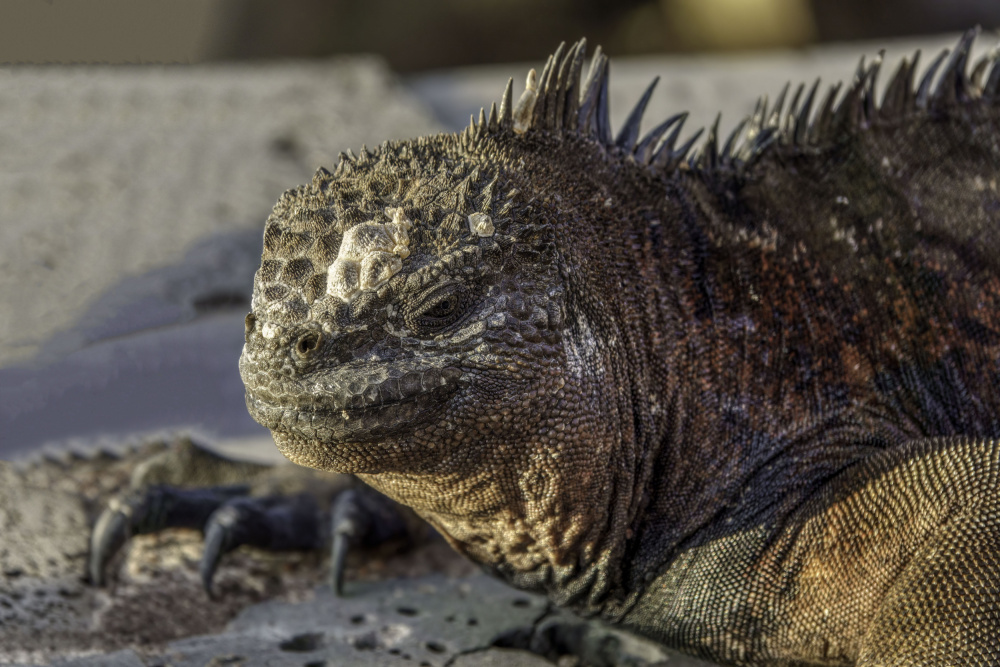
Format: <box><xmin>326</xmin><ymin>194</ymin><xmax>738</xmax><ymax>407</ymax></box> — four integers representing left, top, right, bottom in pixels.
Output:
<box><xmin>95</xmin><ymin>30</ymin><xmax>1000</xmax><ymax>665</ymax></box>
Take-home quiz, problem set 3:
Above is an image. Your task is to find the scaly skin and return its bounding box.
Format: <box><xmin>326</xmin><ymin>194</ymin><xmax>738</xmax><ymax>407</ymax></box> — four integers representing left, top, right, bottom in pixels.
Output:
<box><xmin>240</xmin><ymin>33</ymin><xmax>1000</xmax><ymax>665</ymax></box>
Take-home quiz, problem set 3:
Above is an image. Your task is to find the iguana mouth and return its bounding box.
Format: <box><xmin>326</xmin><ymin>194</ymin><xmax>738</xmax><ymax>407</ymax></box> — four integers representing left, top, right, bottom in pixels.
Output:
<box><xmin>244</xmin><ymin>361</ymin><xmax>463</xmax><ymax>440</ymax></box>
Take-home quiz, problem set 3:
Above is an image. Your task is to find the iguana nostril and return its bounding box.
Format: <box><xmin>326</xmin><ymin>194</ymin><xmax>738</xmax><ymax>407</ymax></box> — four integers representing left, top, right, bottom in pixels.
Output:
<box><xmin>244</xmin><ymin>312</ymin><xmax>256</xmax><ymax>341</ymax></box>
<box><xmin>295</xmin><ymin>331</ymin><xmax>322</xmax><ymax>357</ymax></box>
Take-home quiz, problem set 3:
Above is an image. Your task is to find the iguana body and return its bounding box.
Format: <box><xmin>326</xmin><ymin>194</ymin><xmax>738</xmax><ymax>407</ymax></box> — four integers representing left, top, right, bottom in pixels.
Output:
<box><xmin>238</xmin><ymin>32</ymin><xmax>1000</xmax><ymax>665</ymax></box>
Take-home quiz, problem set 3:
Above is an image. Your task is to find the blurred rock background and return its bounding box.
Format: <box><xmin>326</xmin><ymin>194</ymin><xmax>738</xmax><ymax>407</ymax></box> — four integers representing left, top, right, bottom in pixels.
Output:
<box><xmin>1</xmin><ymin>0</ymin><xmax>998</xmax><ymax>68</ymax></box>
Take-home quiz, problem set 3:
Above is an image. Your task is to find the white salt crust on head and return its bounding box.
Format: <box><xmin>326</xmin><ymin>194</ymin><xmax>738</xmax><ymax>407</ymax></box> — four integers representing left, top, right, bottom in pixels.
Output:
<box><xmin>468</xmin><ymin>212</ymin><xmax>494</xmax><ymax>237</ymax></box>
<box><xmin>325</xmin><ymin>208</ymin><xmax>496</xmax><ymax>303</ymax></box>
<box><xmin>327</xmin><ymin>207</ymin><xmax>413</xmax><ymax>302</ymax></box>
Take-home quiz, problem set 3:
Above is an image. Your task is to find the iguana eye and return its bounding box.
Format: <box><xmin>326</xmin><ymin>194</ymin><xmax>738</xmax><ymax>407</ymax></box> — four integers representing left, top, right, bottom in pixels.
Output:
<box><xmin>405</xmin><ymin>283</ymin><xmax>470</xmax><ymax>332</ymax></box>
<box><xmin>424</xmin><ymin>296</ymin><xmax>458</xmax><ymax>318</ymax></box>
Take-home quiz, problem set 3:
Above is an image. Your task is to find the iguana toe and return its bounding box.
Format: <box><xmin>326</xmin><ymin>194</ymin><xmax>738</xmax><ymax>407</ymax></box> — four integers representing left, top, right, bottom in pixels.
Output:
<box><xmin>200</xmin><ymin>494</ymin><xmax>325</xmax><ymax>596</ymax></box>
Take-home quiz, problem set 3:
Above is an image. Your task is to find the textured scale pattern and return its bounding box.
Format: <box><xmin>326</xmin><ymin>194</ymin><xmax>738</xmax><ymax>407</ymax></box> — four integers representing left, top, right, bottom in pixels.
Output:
<box><xmin>241</xmin><ymin>29</ymin><xmax>1000</xmax><ymax>665</ymax></box>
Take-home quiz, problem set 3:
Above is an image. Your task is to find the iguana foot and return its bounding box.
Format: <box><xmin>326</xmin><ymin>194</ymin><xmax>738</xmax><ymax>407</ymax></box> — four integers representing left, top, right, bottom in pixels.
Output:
<box><xmin>88</xmin><ymin>438</ymin><xmax>418</xmax><ymax>596</ymax></box>
<box><xmin>89</xmin><ymin>483</ymin><xmax>250</xmax><ymax>587</ymax></box>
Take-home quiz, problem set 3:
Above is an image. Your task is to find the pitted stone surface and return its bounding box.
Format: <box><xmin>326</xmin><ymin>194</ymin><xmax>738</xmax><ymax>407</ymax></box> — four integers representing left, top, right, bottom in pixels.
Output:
<box><xmin>51</xmin><ymin>574</ymin><xmax>709</xmax><ymax>666</ymax></box>
<box><xmin>175</xmin><ymin>574</ymin><xmax>549</xmax><ymax>667</ymax></box>
<box><xmin>451</xmin><ymin>649</ymin><xmax>553</xmax><ymax>666</ymax></box>
<box><xmin>53</xmin><ymin>649</ymin><xmax>145</xmax><ymax>667</ymax></box>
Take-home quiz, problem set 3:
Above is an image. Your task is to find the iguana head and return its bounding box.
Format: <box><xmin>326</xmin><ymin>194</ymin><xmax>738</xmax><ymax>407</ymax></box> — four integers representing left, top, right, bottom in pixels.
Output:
<box><xmin>238</xmin><ymin>131</ymin><xmax>567</xmax><ymax>474</ymax></box>
<box><xmin>237</xmin><ymin>37</ymin><xmax>734</xmax><ymax>479</ymax></box>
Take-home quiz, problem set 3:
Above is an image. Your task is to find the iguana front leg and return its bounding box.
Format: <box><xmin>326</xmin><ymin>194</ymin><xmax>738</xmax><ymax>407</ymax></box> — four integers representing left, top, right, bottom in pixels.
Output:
<box><xmin>621</xmin><ymin>436</ymin><xmax>1000</xmax><ymax>665</ymax></box>
<box><xmin>859</xmin><ymin>508</ymin><xmax>1000</xmax><ymax>664</ymax></box>
<box><xmin>774</xmin><ymin>436</ymin><xmax>1000</xmax><ymax>664</ymax></box>
<box><xmin>851</xmin><ymin>437</ymin><xmax>1000</xmax><ymax>665</ymax></box>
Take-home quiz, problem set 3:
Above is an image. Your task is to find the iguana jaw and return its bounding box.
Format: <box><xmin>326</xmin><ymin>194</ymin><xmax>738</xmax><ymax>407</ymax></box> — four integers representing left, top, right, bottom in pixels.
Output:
<box><xmin>242</xmin><ymin>356</ymin><xmax>463</xmax><ymax>451</ymax></box>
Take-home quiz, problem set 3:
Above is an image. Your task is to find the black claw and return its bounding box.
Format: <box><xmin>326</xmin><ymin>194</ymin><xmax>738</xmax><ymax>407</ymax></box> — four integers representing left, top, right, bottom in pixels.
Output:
<box><xmin>328</xmin><ymin>489</ymin><xmax>368</xmax><ymax>596</ymax></box>
<box><xmin>200</xmin><ymin>504</ymin><xmax>241</xmax><ymax>596</ymax></box>
<box><xmin>329</xmin><ymin>531</ymin><xmax>350</xmax><ymax>596</ymax></box>
<box><xmin>325</xmin><ymin>488</ymin><xmax>416</xmax><ymax>596</ymax></box>
<box><xmin>89</xmin><ymin>501</ymin><xmax>130</xmax><ymax>586</ymax></box>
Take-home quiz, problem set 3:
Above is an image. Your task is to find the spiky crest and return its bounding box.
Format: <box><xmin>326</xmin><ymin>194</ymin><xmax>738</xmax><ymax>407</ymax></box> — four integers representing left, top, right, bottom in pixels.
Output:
<box><xmin>470</xmin><ymin>28</ymin><xmax>997</xmax><ymax>177</ymax></box>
